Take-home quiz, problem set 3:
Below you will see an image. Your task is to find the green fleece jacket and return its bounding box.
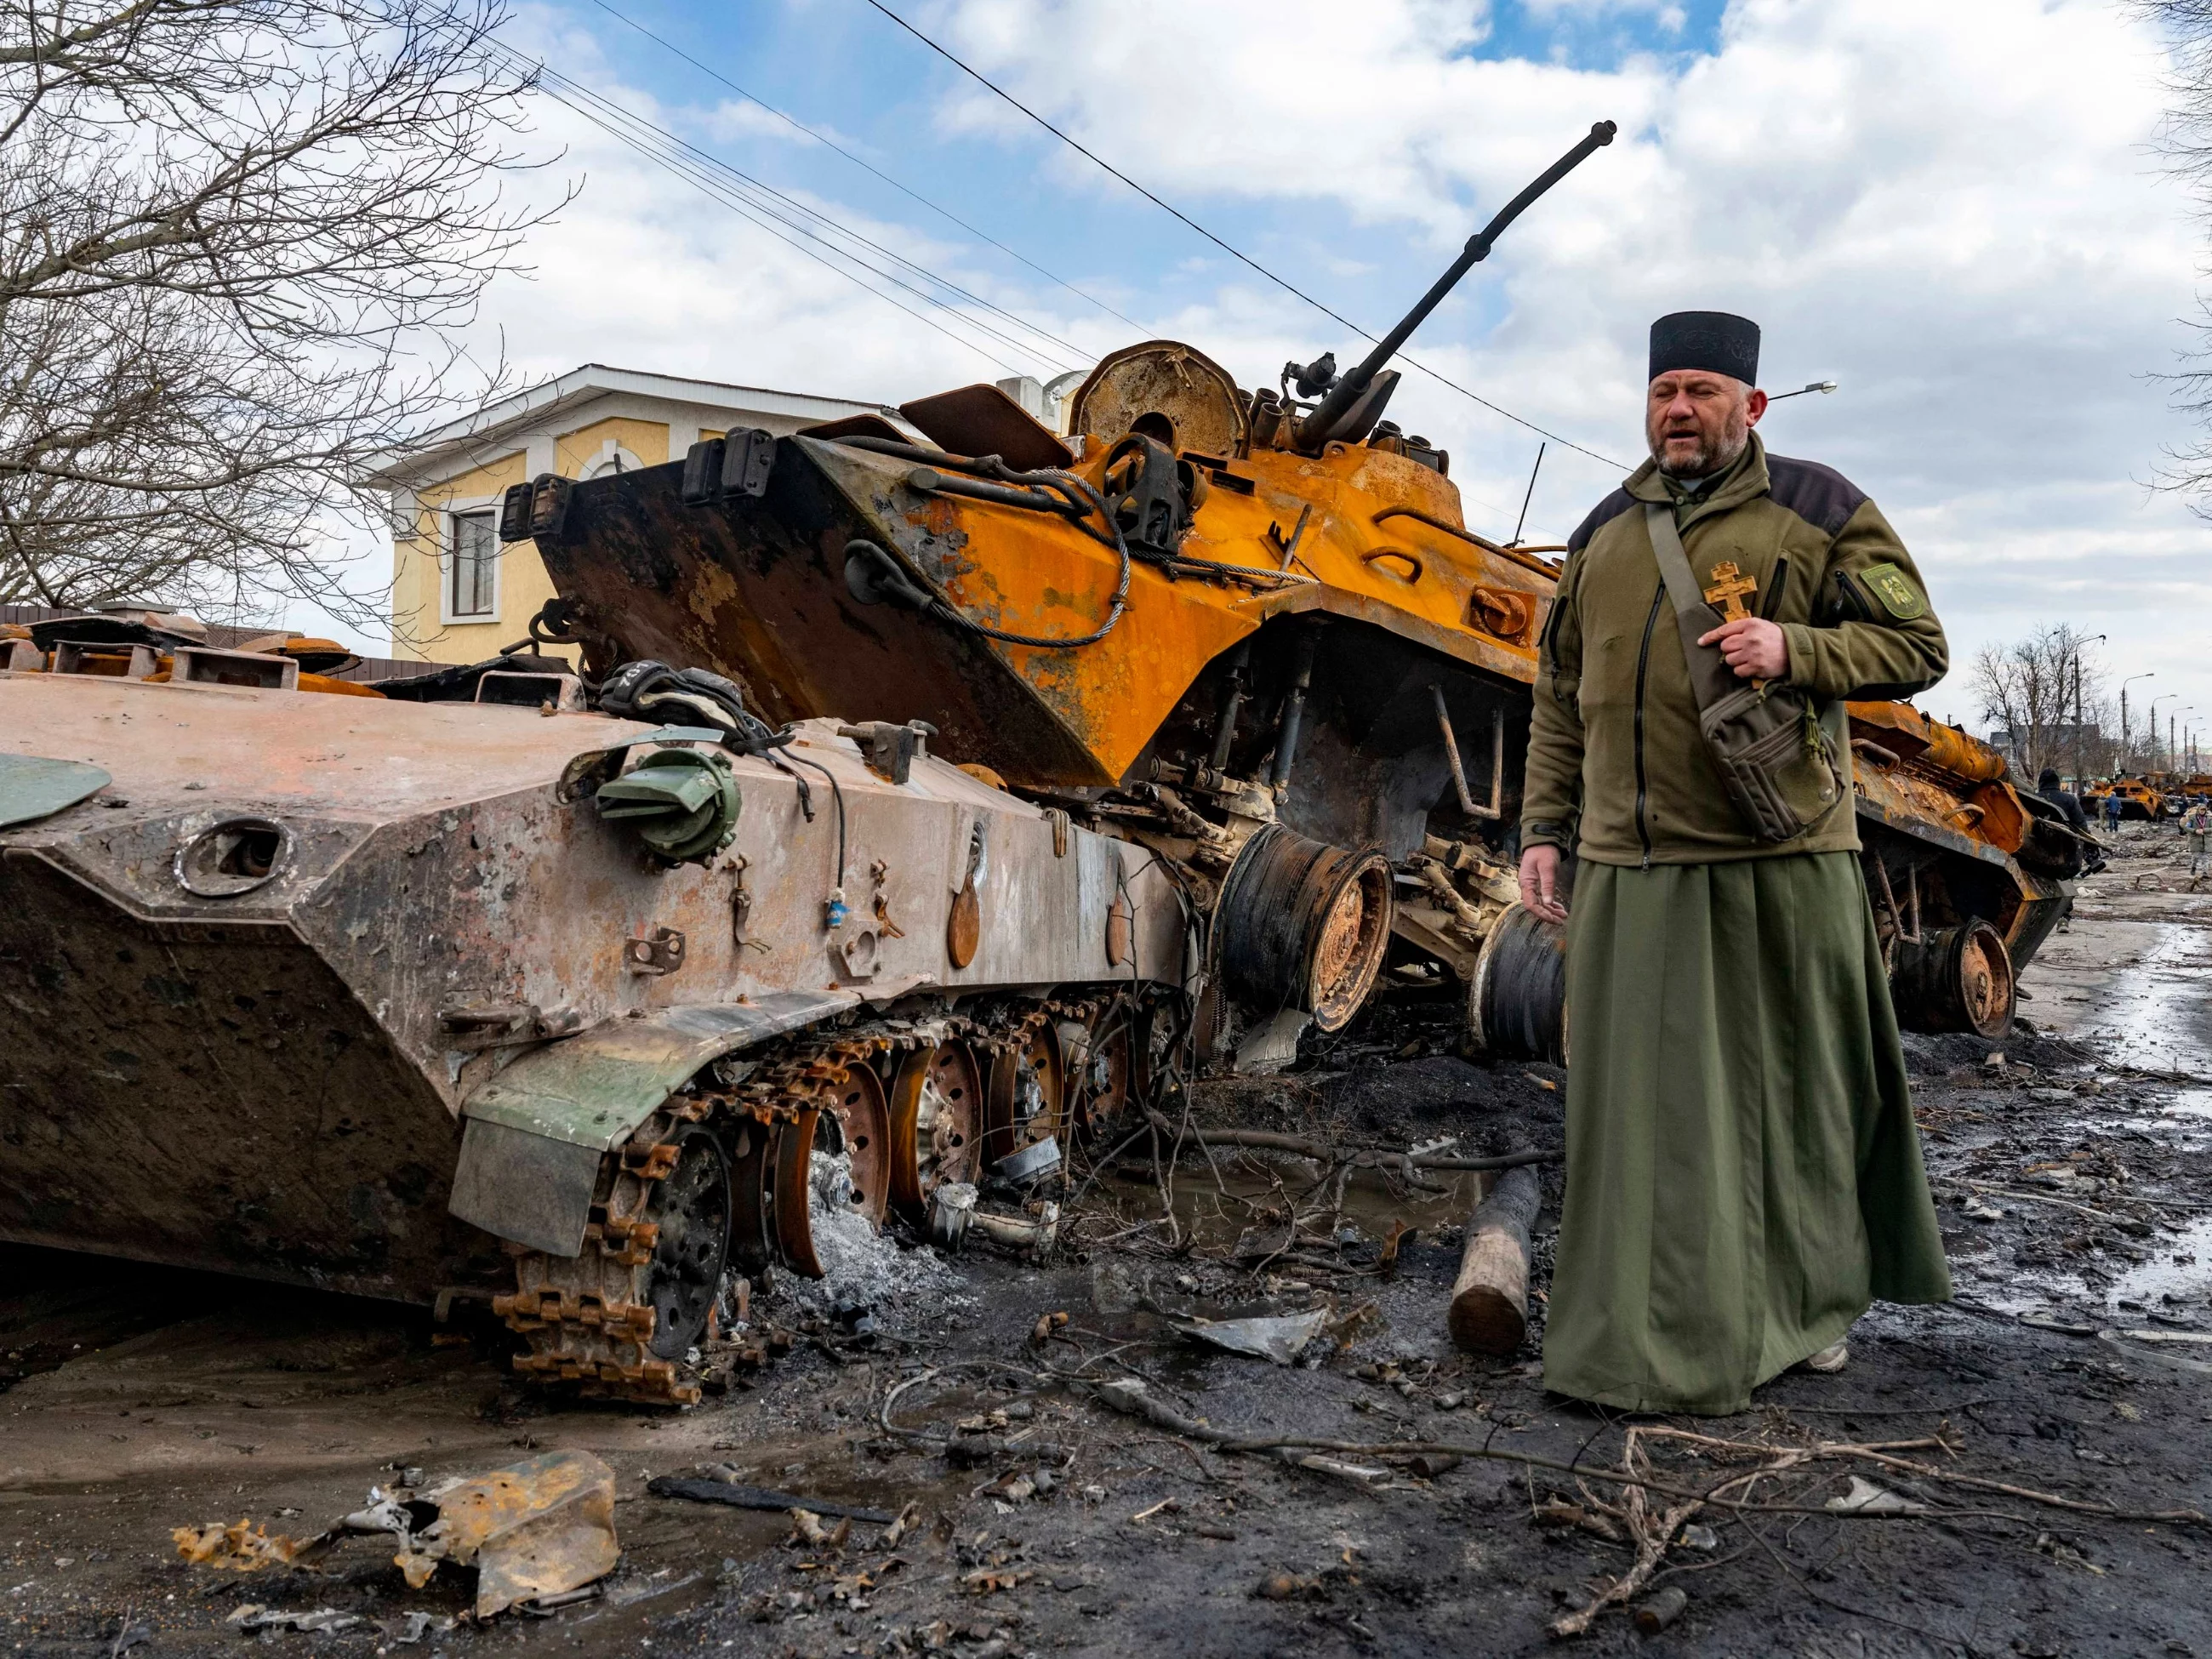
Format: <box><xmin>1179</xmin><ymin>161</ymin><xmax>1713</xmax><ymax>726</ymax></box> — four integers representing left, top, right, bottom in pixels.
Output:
<box><xmin>1522</xmin><ymin>434</ymin><xmax>1947</xmax><ymax>867</ymax></box>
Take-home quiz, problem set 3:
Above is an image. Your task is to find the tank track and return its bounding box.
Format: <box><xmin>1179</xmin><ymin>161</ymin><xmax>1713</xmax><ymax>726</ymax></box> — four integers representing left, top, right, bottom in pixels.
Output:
<box><xmin>492</xmin><ymin>994</ymin><xmax>1098</xmax><ymax>1406</ymax></box>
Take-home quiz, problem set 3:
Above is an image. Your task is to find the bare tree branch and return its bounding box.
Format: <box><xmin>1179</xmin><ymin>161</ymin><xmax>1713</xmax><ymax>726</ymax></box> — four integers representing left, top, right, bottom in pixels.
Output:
<box><xmin>0</xmin><ymin>0</ymin><xmax>566</xmax><ymax>630</ymax></box>
<box><xmin>1970</xmin><ymin>624</ymin><xmax>2112</xmax><ymax>779</ymax></box>
<box><xmin>2131</xmin><ymin>3</ymin><xmax>2212</xmax><ymax>510</ymax></box>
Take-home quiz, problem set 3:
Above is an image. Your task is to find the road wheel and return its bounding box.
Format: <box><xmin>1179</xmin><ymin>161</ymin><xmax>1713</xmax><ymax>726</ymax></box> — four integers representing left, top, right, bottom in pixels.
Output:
<box><xmin>641</xmin><ymin>1123</ymin><xmax>732</xmax><ymax>1360</ymax></box>
<box><xmin>887</xmin><ymin>1040</ymin><xmax>983</xmax><ymax>1221</ymax></box>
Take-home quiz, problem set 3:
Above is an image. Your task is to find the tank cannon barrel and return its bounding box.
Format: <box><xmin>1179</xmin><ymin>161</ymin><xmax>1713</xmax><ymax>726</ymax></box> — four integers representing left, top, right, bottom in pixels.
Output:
<box><xmin>1297</xmin><ymin>119</ymin><xmax>1617</xmax><ymax>451</ymax></box>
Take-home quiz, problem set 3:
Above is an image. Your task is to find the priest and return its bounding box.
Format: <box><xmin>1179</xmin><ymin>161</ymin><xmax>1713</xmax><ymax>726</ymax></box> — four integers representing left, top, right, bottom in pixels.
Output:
<box><xmin>1518</xmin><ymin>310</ymin><xmax>1953</xmax><ymax>1415</ymax></box>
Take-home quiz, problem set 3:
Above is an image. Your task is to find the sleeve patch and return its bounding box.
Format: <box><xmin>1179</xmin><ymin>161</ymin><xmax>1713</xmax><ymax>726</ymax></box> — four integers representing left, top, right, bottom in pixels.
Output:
<box><xmin>1859</xmin><ymin>562</ymin><xmax>1926</xmax><ymax>620</ymax></box>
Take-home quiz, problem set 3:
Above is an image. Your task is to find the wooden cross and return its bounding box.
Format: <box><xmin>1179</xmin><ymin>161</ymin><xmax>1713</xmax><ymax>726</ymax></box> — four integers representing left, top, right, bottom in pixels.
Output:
<box><xmin>1702</xmin><ymin>561</ymin><xmax>1757</xmax><ymax>621</ymax></box>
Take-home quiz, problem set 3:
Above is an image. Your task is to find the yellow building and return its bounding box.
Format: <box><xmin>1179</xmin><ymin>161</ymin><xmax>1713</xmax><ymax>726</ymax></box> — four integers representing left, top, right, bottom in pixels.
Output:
<box><xmin>370</xmin><ymin>365</ymin><xmax>909</xmax><ymax>664</ymax></box>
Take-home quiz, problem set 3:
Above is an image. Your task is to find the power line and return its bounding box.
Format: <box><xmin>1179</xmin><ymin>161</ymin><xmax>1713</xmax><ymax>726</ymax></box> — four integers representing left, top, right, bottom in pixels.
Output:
<box><xmin>512</xmin><ymin>49</ymin><xmax>1085</xmax><ymax>369</ymax></box>
<box><xmin>581</xmin><ymin>0</ymin><xmax>1149</xmax><ymax>335</ymax></box>
<box><xmin>857</xmin><ymin>0</ymin><xmax>1626</xmax><ymax>470</ymax></box>
<box><xmin>491</xmin><ymin>43</ymin><xmax>1075</xmax><ymax>378</ymax></box>
<box><xmin>518</xmin><ymin>67</ymin><xmax>1032</xmax><ymax>375</ymax></box>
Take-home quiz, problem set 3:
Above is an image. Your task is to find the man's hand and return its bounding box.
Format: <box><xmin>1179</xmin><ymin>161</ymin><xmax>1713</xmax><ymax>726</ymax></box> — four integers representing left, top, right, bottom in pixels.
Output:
<box><xmin>1696</xmin><ymin>615</ymin><xmax>1789</xmax><ymax>681</ymax></box>
<box><xmin>1519</xmin><ymin>843</ymin><xmax>1568</xmax><ymax>925</ymax></box>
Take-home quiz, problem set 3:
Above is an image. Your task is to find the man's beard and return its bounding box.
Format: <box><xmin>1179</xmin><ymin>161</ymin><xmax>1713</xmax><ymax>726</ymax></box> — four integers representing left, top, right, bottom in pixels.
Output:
<box><xmin>1652</xmin><ymin>408</ymin><xmax>1750</xmax><ymax>479</ymax></box>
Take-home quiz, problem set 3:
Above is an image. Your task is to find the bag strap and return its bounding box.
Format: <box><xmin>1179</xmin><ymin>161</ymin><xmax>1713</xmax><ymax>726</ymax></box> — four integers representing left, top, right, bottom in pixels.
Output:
<box><xmin>1643</xmin><ymin>502</ymin><xmax>1717</xmax><ymax>624</ymax></box>
<box><xmin>1645</xmin><ymin>502</ymin><xmax>1753</xmax><ymax>711</ymax></box>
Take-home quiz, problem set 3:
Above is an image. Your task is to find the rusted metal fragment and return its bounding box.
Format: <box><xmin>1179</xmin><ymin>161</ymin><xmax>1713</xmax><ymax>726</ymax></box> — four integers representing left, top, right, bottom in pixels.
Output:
<box><xmin>898</xmin><ymin>384</ymin><xmax>1074</xmax><ymax>472</ymax></box>
<box><xmin>396</xmin><ymin>1451</ymin><xmax>619</xmax><ymax>1619</ymax></box>
<box><xmin>173</xmin><ymin>1521</ymin><xmax>318</xmax><ymax>1571</ymax></box>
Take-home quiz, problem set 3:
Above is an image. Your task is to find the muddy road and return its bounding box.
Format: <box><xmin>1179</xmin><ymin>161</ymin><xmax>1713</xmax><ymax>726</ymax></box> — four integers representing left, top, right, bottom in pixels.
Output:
<box><xmin>6</xmin><ymin>824</ymin><xmax>2212</xmax><ymax>1658</ymax></box>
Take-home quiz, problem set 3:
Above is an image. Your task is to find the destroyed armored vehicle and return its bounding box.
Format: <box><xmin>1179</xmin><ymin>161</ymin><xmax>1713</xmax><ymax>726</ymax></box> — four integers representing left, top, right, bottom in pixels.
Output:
<box><xmin>0</xmin><ymin>637</ymin><xmax>1182</xmax><ymax>1402</ymax></box>
<box><xmin>504</xmin><ymin>123</ymin><xmax>2074</xmax><ymax>1060</ymax></box>
<box><xmin>2087</xmin><ymin>776</ymin><xmax>2165</xmax><ymax>821</ymax></box>
<box><xmin>504</xmin><ymin>125</ymin><xmax>1633</xmax><ymax>1072</ymax></box>
<box><xmin>1843</xmin><ymin>702</ymin><xmax>2080</xmax><ymax>1038</ymax></box>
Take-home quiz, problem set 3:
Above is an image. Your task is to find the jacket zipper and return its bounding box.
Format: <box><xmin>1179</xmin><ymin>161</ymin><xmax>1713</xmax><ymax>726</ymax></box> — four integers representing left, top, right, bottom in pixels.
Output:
<box><xmin>1632</xmin><ymin>581</ymin><xmax>1664</xmax><ymax>869</ymax></box>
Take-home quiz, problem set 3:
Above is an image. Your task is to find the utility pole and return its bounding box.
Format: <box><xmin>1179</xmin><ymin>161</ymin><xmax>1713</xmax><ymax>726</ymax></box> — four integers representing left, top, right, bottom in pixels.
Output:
<box><xmin>2073</xmin><ymin>653</ymin><xmax>2083</xmax><ymax>784</ymax></box>
<box><xmin>2123</xmin><ymin>673</ymin><xmax>2154</xmax><ymax>774</ymax></box>
<box><xmin>2072</xmin><ymin>636</ymin><xmax>2104</xmax><ymax>786</ymax></box>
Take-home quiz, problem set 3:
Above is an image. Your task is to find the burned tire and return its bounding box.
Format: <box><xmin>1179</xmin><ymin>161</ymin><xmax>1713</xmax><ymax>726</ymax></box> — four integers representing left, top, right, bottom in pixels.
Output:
<box><xmin>1470</xmin><ymin>902</ymin><xmax>1568</xmax><ymax>1064</ymax></box>
<box><xmin>1892</xmin><ymin>919</ymin><xmax>2015</xmax><ymax>1039</ymax></box>
<box><xmin>1215</xmin><ymin>824</ymin><xmax>1394</xmax><ymax>1033</ymax></box>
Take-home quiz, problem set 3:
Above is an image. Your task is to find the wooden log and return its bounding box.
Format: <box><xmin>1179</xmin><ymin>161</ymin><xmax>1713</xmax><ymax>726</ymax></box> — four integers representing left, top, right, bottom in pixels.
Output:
<box><xmin>1448</xmin><ymin>1163</ymin><xmax>1541</xmax><ymax>1355</ymax></box>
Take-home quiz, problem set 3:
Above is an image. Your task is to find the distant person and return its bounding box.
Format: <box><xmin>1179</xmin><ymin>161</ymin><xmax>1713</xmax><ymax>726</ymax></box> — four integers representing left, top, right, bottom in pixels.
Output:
<box><xmin>2186</xmin><ymin>801</ymin><xmax>2210</xmax><ymax>886</ymax></box>
<box><xmin>2038</xmin><ymin>767</ymin><xmax>2089</xmax><ymax>833</ymax></box>
<box><xmin>1519</xmin><ymin>309</ymin><xmax>1951</xmax><ymax>1417</ymax></box>
<box><xmin>2105</xmin><ymin>791</ymin><xmax>2124</xmax><ymax>834</ymax></box>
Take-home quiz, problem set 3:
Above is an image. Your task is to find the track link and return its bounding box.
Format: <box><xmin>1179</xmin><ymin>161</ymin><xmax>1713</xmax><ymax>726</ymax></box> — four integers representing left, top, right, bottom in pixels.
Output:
<box><xmin>491</xmin><ymin>995</ymin><xmax>1106</xmax><ymax>1406</ymax></box>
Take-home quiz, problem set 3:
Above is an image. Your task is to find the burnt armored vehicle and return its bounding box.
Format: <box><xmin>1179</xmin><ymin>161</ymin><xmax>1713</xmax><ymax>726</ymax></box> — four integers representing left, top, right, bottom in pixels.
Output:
<box><xmin>0</xmin><ymin>642</ymin><xmax>1181</xmax><ymax>1402</ymax></box>
<box><xmin>505</xmin><ymin>125</ymin><xmax>1629</xmax><ymax>1069</ymax></box>
<box><xmin>507</xmin><ymin>122</ymin><xmax>2075</xmax><ymax>1058</ymax></box>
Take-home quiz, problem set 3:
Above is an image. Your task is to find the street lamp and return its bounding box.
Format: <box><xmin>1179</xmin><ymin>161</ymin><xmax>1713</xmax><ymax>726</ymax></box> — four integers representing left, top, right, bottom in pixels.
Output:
<box><xmin>1766</xmin><ymin>379</ymin><xmax>1839</xmax><ymax>402</ymax></box>
<box><xmin>2152</xmin><ymin>695</ymin><xmax>2177</xmax><ymax>772</ymax></box>
<box><xmin>2123</xmin><ymin>672</ymin><xmax>2155</xmax><ymax>772</ymax></box>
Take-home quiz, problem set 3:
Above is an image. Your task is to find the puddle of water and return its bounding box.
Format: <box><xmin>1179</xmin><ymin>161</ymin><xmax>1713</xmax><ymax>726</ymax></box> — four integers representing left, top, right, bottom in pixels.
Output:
<box><xmin>2108</xmin><ymin>1089</ymin><xmax>2212</xmax><ymax>1138</ymax></box>
<box><xmin>2072</xmin><ymin>922</ymin><xmax>2212</xmax><ymax>1076</ymax></box>
<box><xmin>2104</xmin><ymin>1213</ymin><xmax>2212</xmax><ymax>1314</ymax></box>
<box><xmin>1102</xmin><ymin>1152</ymin><xmax>1484</xmax><ymax>1254</ymax></box>
<box><xmin>2163</xmin><ymin>1089</ymin><xmax>2212</xmax><ymax>1120</ymax></box>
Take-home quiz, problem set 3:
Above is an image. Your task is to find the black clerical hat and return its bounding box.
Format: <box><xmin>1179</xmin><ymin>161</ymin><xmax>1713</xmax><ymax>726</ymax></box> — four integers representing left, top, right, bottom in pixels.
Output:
<box><xmin>1649</xmin><ymin>311</ymin><xmax>1760</xmax><ymax>385</ymax></box>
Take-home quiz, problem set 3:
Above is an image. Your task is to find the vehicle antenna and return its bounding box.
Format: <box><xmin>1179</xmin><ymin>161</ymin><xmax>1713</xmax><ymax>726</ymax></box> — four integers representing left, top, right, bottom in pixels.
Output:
<box><xmin>1510</xmin><ymin>443</ymin><xmax>1547</xmax><ymax>546</ymax></box>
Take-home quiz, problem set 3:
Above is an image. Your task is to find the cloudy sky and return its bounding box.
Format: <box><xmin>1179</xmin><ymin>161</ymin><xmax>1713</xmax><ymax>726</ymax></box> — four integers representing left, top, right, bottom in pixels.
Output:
<box><xmin>349</xmin><ymin>0</ymin><xmax>2212</xmax><ymax>753</ymax></box>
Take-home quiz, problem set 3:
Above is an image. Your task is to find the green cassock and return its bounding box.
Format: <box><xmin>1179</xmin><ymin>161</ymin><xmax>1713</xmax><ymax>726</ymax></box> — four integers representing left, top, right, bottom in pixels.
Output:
<box><xmin>1540</xmin><ymin>852</ymin><xmax>1953</xmax><ymax>1415</ymax></box>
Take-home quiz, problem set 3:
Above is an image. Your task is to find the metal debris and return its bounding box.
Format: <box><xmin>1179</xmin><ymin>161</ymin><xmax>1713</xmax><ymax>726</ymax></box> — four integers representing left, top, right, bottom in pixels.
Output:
<box><xmin>968</xmin><ymin>1201</ymin><xmax>1060</xmax><ymax>1251</ymax></box>
<box><xmin>1633</xmin><ymin>1585</ymin><xmax>1688</xmax><ymax>1633</ymax></box>
<box><xmin>171</xmin><ymin>1520</ymin><xmax>318</xmax><ymax>1571</ymax></box>
<box><xmin>384</xmin><ymin>1450</ymin><xmax>620</xmax><ymax>1618</ymax></box>
<box><xmin>1824</xmin><ymin>1476</ymin><xmax>1925</xmax><ymax>1516</ymax></box>
<box><xmin>183</xmin><ymin>1450</ymin><xmax>619</xmax><ymax>1621</ymax></box>
<box><xmin>226</xmin><ymin>1605</ymin><xmax>362</xmax><ymax>1634</ymax></box>
<box><xmin>930</xmin><ymin>1182</ymin><xmax>978</xmax><ymax>1249</ymax></box>
<box><xmin>1171</xmin><ymin>1308</ymin><xmax>1331</xmax><ymax>1365</ymax></box>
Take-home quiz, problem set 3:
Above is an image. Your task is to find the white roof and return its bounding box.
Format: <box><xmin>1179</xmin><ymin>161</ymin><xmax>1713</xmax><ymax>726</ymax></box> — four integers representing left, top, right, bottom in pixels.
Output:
<box><xmin>363</xmin><ymin>363</ymin><xmax>910</xmax><ymax>484</ymax></box>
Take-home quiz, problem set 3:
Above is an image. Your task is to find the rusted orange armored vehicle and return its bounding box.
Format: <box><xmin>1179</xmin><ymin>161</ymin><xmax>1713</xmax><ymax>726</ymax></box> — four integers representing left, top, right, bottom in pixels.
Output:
<box><xmin>2087</xmin><ymin>777</ymin><xmax>2164</xmax><ymax>820</ymax></box>
<box><xmin>0</xmin><ymin>628</ymin><xmax>1181</xmax><ymax>1402</ymax></box>
<box><xmin>507</xmin><ymin>122</ymin><xmax>2072</xmax><ymax>1058</ymax></box>
<box><xmin>1844</xmin><ymin>703</ymin><xmax>2079</xmax><ymax>1037</ymax></box>
<box><xmin>508</xmin><ymin>125</ymin><xmax>1628</xmax><ymax>1070</ymax></box>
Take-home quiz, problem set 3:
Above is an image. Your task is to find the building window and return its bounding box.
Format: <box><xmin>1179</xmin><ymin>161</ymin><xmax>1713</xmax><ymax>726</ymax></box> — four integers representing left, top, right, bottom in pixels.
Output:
<box><xmin>448</xmin><ymin>510</ymin><xmax>497</xmax><ymax>619</ymax></box>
